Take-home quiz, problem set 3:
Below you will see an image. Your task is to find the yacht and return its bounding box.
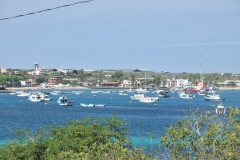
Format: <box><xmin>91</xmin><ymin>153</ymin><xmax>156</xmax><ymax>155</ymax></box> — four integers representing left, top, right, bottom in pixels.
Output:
<box><xmin>17</xmin><ymin>91</ymin><xmax>30</xmax><ymax>97</ymax></box>
<box><xmin>28</xmin><ymin>94</ymin><xmax>44</xmax><ymax>102</ymax></box>
<box><xmin>57</xmin><ymin>96</ymin><xmax>74</xmax><ymax>106</ymax></box>
<box><xmin>204</xmin><ymin>94</ymin><xmax>225</xmax><ymax>101</ymax></box>
<box><xmin>130</xmin><ymin>92</ymin><xmax>145</xmax><ymax>100</ymax></box>
<box><xmin>179</xmin><ymin>92</ymin><xmax>195</xmax><ymax>99</ymax></box>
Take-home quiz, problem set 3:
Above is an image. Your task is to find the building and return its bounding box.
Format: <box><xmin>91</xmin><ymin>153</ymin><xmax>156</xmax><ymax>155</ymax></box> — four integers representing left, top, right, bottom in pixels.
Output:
<box><xmin>118</xmin><ymin>80</ymin><xmax>131</xmax><ymax>87</ymax></box>
<box><xmin>21</xmin><ymin>80</ymin><xmax>32</xmax><ymax>87</ymax></box>
<box><xmin>1</xmin><ymin>68</ymin><xmax>11</xmax><ymax>74</ymax></box>
<box><xmin>48</xmin><ymin>76</ymin><xmax>62</xmax><ymax>85</ymax></box>
<box><xmin>176</xmin><ymin>79</ymin><xmax>189</xmax><ymax>88</ymax></box>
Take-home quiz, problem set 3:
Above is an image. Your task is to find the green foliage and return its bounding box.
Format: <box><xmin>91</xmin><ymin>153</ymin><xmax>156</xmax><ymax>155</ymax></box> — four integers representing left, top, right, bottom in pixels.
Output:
<box><xmin>160</xmin><ymin>107</ymin><xmax>240</xmax><ymax>159</ymax></box>
<box><xmin>0</xmin><ymin>74</ymin><xmax>8</xmax><ymax>86</ymax></box>
<box><xmin>35</xmin><ymin>77</ymin><xmax>45</xmax><ymax>85</ymax></box>
<box><xmin>227</xmin><ymin>81</ymin><xmax>236</xmax><ymax>87</ymax></box>
<box><xmin>0</xmin><ymin>115</ymin><xmax>152</xmax><ymax>160</ymax></box>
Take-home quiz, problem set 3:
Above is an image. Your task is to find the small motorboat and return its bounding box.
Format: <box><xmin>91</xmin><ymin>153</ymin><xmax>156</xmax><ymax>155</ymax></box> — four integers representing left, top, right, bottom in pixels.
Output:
<box><xmin>179</xmin><ymin>92</ymin><xmax>195</xmax><ymax>99</ymax></box>
<box><xmin>119</xmin><ymin>91</ymin><xmax>128</xmax><ymax>96</ymax></box>
<box><xmin>204</xmin><ymin>94</ymin><xmax>225</xmax><ymax>101</ymax></box>
<box><xmin>94</xmin><ymin>104</ymin><xmax>105</xmax><ymax>107</ymax></box>
<box><xmin>216</xmin><ymin>103</ymin><xmax>226</xmax><ymax>114</ymax></box>
<box><xmin>80</xmin><ymin>103</ymin><xmax>95</xmax><ymax>107</ymax></box>
<box><xmin>139</xmin><ymin>97</ymin><xmax>157</xmax><ymax>103</ymax></box>
<box><xmin>157</xmin><ymin>91</ymin><xmax>170</xmax><ymax>98</ymax></box>
<box><xmin>57</xmin><ymin>96</ymin><xmax>74</xmax><ymax>106</ymax></box>
<box><xmin>50</xmin><ymin>91</ymin><xmax>61</xmax><ymax>95</ymax></box>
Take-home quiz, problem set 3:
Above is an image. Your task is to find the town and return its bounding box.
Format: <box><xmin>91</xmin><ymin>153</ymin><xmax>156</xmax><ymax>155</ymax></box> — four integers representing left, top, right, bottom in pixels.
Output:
<box><xmin>0</xmin><ymin>63</ymin><xmax>239</xmax><ymax>91</ymax></box>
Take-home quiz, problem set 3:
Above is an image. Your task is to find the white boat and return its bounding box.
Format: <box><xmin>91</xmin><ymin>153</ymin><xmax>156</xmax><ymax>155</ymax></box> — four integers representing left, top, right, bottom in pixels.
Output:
<box><xmin>197</xmin><ymin>89</ymin><xmax>207</xmax><ymax>96</ymax></box>
<box><xmin>134</xmin><ymin>88</ymin><xmax>149</xmax><ymax>93</ymax></box>
<box><xmin>216</xmin><ymin>103</ymin><xmax>226</xmax><ymax>114</ymax></box>
<box><xmin>39</xmin><ymin>94</ymin><xmax>52</xmax><ymax>101</ymax></box>
<box><xmin>80</xmin><ymin>103</ymin><xmax>95</xmax><ymax>107</ymax></box>
<box><xmin>50</xmin><ymin>91</ymin><xmax>61</xmax><ymax>95</ymax></box>
<box><xmin>17</xmin><ymin>91</ymin><xmax>30</xmax><ymax>97</ymax></box>
<box><xmin>57</xmin><ymin>96</ymin><xmax>74</xmax><ymax>106</ymax></box>
<box><xmin>28</xmin><ymin>94</ymin><xmax>44</xmax><ymax>102</ymax></box>
<box><xmin>130</xmin><ymin>92</ymin><xmax>145</xmax><ymax>100</ymax></box>
<box><xmin>204</xmin><ymin>94</ymin><xmax>225</xmax><ymax>101</ymax></box>
<box><xmin>179</xmin><ymin>92</ymin><xmax>195</xmax><ymax>99</ymax></box>
<box><xmin>101</xmin><ymin>91</ymin><xmax>112</xmax><ymax>94</ymax></box>
<box><xmin>119</xmin><ymin>91</ymin><xmax>128</xmax><ymax>96</ymax></box>
<box><xmin>95</xmin><ymin>104</ymin><xmax>105</xmax><ymax>107</ymax></box>
<box><xmin>91</xmin><ymin>91</ymin><xmax>102</xmax><ymax>94</ymax></box>
<box><xmin>139</xmin><ymin>96</ymin><xmax>157</xmax><ymax>103</ymax></box>
<box><xmin>72</xmin><ymin>91</ymin><xmax>83</xmax><ymax>95</ymax></box>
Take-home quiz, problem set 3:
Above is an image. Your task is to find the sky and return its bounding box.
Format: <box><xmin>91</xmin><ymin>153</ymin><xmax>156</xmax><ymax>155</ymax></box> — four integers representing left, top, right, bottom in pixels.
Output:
<box><xmin>1</xmin><ymin>0</ymin><xmax>240</xmax><ymax>73</ymax></box>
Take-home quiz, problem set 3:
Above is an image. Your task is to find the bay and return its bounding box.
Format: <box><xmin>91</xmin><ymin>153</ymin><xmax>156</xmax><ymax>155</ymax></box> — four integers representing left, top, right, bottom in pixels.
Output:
<box><xmin>0</xmin><ymin>89</ymin><xmax>239</xmax><ymax>148</ymax></box>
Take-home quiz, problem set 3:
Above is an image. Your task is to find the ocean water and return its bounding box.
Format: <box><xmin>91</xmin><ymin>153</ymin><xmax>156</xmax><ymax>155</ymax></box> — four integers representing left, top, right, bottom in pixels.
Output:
<box><xmin>0</xmin><ymin>89</ymin><xmax>239</xmax><ymax>148</ymax></box>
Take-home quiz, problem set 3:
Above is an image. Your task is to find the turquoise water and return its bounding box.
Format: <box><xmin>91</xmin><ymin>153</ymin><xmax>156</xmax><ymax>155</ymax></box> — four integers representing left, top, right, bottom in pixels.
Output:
<box><xmin>0</xmin><ymin>89</ymin><xmax>239</xmax><ymax>148</ymax></box>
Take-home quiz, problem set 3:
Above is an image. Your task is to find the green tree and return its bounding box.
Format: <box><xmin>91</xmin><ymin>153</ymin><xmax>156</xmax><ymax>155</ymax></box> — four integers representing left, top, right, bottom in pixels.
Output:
<box><xmin>0</xmin><ymin>74</ymin><xmax>8</xmax><ymax>87</ymax></box>
<box><xmin>227</xmin><ymin>81</ymin><xmax>236</xmax><ymax>87</ymax></box>
<box><xmin>35</xmin><ymin>77</ymin><xmax>45</xmax><ymax>85</ymax></box>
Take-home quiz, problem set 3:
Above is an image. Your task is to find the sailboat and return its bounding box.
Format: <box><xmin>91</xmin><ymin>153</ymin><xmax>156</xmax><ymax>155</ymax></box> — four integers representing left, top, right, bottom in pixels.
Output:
<box><xmin>138</xmin><ymin>72</ymin><xmax>158</xmax><ymax>103</ymax></box>
<box><xmin>189</xmin><ymin>34</ymin><xmax>206</xmax><ymax>93</ymax></box>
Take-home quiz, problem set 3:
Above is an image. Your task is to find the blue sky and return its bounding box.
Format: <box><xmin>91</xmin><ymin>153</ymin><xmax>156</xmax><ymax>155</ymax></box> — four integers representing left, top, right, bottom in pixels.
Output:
<box><xmin>1</xmin><ymin>0</ymin><xmax>240</xmax><ymax>73</ymax></box>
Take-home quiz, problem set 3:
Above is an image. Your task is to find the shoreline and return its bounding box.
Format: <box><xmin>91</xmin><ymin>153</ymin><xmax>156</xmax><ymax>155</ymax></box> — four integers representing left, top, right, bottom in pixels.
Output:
<box><xmin>0</xmin><ymin>86</ymin><xmax>239</xmax><ymax>93</ymax></box>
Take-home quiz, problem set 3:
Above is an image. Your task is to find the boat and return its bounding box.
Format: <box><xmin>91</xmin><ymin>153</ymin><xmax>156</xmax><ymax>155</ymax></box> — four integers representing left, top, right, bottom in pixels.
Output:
<box><xmin>139</xmin><ymin>96</ymin><xmax>157</xmax><ymax>103</ymax></box>
<box><xmin>80</xmin><ymin>103</ymin><xmax>95</xmax><ymax>107</ymax></box>
<box><xmin>157</xmin><ymin>90</ymin><xmax>170</xmax><ymax>98</ymax></box>
<box><xmin>134</xmin><ymin>88</ymin><xmax>149</xmax><ymax>93</ymax></box>
<box><xmin>197</xmin><ymin>89</ymin><xmax>207</xmax><ymax>96</ymax></box>
<box><xmin>17</xmin><ymin>91</ymin><xmax>30</xmax><ymax>97</ymax></box>
<box><xmin>204</xmin><ymin>94</ymin><xmax>225</xmax><ymax>101</ymax></box>
<box><xmin>50</xmin><ymin>91</ymin><xmax>61</xmax><ymax>95</ymax></box>
<box><xmin>57</xmin><ymin>96</ymin><xmax>74</xmax><ymax>106</ymax></box>
<box><xmin>72</xmin><ymin>91</ymin><xmax>83</xmax><ymax>95</ymax></box>
<box><xmin>179</xmin><ymin>92</ymin><xmax>195</xmax><ymax>99</ymax></box>
<box><xmin>130</xmin><ymin>92</ymin><xmax>145</xmax><ymax>100</ymax></box>
<box><xmin>94</xmin><ymin>104</ymin><xmax>105</xmax><ymax>107</ymax></box>
<box><xmin>101</xmin><ymin>91</ymin><xmax>112</xmax><ymax>94</ymax></box>
<box><xmin>216</xmin><ymin>103</ymin><xmax>226</xmax><ymax>114</ymax></box>
<box><xmin>119</xmin><ymin>91</ymin><xmax>128</xmax><ymax>96</ymax></box>
<box><xmin>28</xmin><ymin>94</ymin><xmax>44</xmax><ymax>102</ymax></box>
<box><xmin>39</xmin><ymin>94</ymin><xmax>52</xmax><ymax>101</ymax></box>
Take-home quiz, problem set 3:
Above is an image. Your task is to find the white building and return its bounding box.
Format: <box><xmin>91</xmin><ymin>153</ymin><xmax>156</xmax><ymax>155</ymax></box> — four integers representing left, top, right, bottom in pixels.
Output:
<box><xmin>21</xmin><ymin>80</ymin><xmax>32</xmax><ymax>87</ymax></box>
<box><xmin>118</xmin><ymin>80</ymin><xmax>131</xmax><ymax>87</ymax></box>
<box><xmin>176</xmin><ymin>79</ymin><xmax>189</xmax><ymax>88</ymax></box>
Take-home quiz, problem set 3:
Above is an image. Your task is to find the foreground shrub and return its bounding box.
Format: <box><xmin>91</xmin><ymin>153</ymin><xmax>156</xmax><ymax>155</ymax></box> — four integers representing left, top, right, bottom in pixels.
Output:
<box><xmin>0</xmin><ymin>115</ymin><xmax>153</xmax><ymax>160</ymax></box>
<box><xmin>160</xmin><ymin>106</ymin><xmax>240</xmax><ymax>159</ymax></box>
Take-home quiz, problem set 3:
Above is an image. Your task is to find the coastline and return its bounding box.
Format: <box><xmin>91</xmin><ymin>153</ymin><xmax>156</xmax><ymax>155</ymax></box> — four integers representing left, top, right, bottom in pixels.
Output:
<box><xmin>0</xmin><ymin>86</ymin><xmax>239</xmax><ymax>93</ymax></box>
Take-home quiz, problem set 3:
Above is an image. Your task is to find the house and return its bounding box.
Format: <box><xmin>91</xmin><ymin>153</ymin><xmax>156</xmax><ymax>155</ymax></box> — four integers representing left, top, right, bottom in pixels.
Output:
<box><xmin>176</xmin><ymin>79</ymin><xmax>189</xmax><ymax>88</ymax></box>
<box><xmin>21</xmin><ymin>80</ymin><xmax>32</xmax><ymax>87</ymax></box>
<box><xmin>0</xmin><ymin>68</ymin><xmax>11</xmax><ymax>74</ymax></box>
<box><xmin>118</xmin><ymin>80</ymin><xmax>131</xmax><ymax>87</ymax></box>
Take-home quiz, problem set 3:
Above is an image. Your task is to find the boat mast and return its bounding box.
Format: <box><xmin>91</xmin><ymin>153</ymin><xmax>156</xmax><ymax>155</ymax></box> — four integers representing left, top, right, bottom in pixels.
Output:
<box><xmin>200</xmin><ymin>34</ymin><xmax>203</xmax><ymax>84</ymax></box>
